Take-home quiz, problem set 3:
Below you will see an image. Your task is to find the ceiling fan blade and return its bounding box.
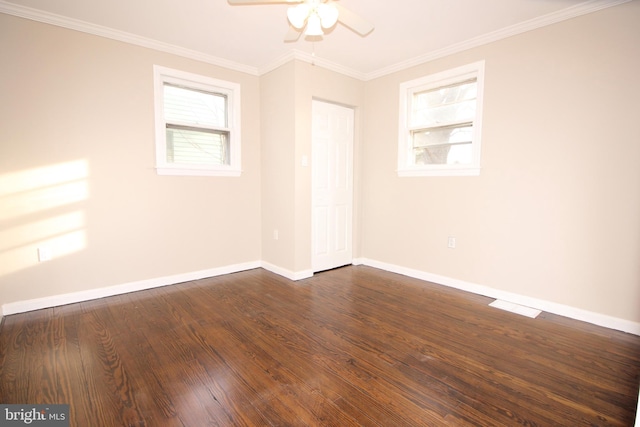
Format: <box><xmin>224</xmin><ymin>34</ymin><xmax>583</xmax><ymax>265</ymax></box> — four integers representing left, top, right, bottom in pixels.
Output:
<box><xmin>228</xmin><ymin>0</ymin><xmax>301</xmax><ymax>4</ymax></box>
<box><xmin>284</xmin><ymin>25</ymin><xmax>302</xmax><ymax>42</ymax></box>
<box><xmin>333</xmin><ymin>3</ymin><xmax>374</xmax><ymax>36</ymax></box>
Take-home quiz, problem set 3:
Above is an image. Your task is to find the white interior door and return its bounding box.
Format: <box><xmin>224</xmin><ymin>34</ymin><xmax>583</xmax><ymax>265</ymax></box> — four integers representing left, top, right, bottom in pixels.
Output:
<box><xmin>312</xmin><ymin>100</ymin><xmax>354</xmax><ymax>272</ymax></box>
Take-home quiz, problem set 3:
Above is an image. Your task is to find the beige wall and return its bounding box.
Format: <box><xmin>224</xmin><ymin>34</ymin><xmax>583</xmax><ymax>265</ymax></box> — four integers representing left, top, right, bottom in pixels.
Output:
<box><xmin>260</xmin><ymin>61</ymin><xmax>297</xmax><ymax>271</ymax></box>
<box><xmin>261</xmin><ymin>60</ymin><xmax>364</xmax><ymax>275</ymax></box>
<box><xmin>0</xmin><ymin>14</ymin><xmax>262</xmax><ymax>307</ymax></box>
<box><xmin>361</xmin><ymin>2</ymin><xmax>640</xmax><ymax>322</ymax></box>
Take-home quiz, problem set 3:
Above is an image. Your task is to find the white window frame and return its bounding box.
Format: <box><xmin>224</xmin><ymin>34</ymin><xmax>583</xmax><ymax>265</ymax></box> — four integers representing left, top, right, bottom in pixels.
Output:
<box><xmin>398</xmin><ymin>61</ymin><xmax>485</xmax><ymax>177</ymax></box>
<box><xmin>153</xmin><ymin>65</ymin><xmax>241</xmax><ymax>176</ymax></box>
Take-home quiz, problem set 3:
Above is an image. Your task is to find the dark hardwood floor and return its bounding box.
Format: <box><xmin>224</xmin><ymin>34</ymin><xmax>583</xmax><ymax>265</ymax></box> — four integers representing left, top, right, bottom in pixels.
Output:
<box><xmin>1</xmin><ymin>266</ymin><xmax>639</xmax><ymax>426</ymax></box>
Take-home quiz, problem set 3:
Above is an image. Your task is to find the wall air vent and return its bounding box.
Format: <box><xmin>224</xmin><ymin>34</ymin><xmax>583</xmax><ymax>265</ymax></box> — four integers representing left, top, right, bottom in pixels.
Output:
<box><xmin>489</xmin><ymin>300</ymin><xmax>541</xmax><ymax>318</ymax></box>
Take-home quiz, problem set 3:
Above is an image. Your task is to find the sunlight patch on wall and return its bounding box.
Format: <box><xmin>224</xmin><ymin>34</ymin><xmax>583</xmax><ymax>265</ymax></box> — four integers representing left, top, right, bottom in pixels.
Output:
<box><xmin>0</xmin><ymin>160</ymin><xmax>89</xmax><ymax>276</ymax></box>
<box><xmin>0</xmin><ymin>160</ymin><xmax>89</xmax><ymax>222</ymax></box>
<box><xmin>0</xmin><ymin>181</ymin><xmax>89</xmax><ymax>222</ymax></box>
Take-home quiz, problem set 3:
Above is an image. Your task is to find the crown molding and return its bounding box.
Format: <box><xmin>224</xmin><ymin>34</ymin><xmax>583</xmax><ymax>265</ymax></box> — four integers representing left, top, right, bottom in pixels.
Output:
<box><xmin>0</xmin><ymin>0</ymin><xmax>260</xmax><ymax>76</ymax></box>
<box><xmin>0</xmin><ymin>0</ymin><xmax>630</xmax><ymax>81</ymax></box>
<box><xmin>258</xmin><ymin>50</ymin><xmax>297</xmax><ymax>75</ymax></box>
<box><xmin>363</xmin><ymin>0</ymin><xmax>632</xmax><ymax>81</ymax></box>
<box><xmin>258</xmin><ymin>49</ymin><xmax>366</xmax><ymax>80</ymax></box>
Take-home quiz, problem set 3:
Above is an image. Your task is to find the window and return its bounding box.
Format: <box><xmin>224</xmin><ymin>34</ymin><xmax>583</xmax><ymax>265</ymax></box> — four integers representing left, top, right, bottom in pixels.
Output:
<box><xmin>398</xmin><ymin>61</ymin><xmax>485</xmax><ymax>176</ymax></box>
<box><xmin>153</xmin><ymin>65</ymin><xmax>241</xmax><ymax>176</ymax></box>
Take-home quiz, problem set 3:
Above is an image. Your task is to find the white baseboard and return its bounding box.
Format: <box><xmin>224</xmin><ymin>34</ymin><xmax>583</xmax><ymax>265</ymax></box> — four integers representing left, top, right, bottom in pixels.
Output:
<box><xmin>260</xmin><ymin>261</ymin><xmax>313</xmax><ymax>281</ymax></box>
<box><xmin>0</xmin><ymin>261</ymin><xmax>312</xmax><ymax>318</ymax></box>
<box><xmin>1</xmin><ymin>261</ymin><xmax>261</xmax><ymax>316</ymax></box>
<box><xmin>4</xmin><ymin>258</ymin><xmax>638</xmax><ymax>337</ymax></box>
<box><xmin>354</xmin><ymin>257</ymin><xmax>640</xmax><ymax>336</ymax></box>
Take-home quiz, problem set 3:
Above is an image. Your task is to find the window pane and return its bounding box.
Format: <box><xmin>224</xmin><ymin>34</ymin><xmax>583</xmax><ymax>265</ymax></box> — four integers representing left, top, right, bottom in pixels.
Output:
<box><xmin>413</xmin><ymin>143</ymin><xmax>472</xmax><ymax>165</ymax></box>
<box><xmin>411</xmin><ymin>125</ymin><xmax>473</xmax><ymax>165</ymax></box>
<box><xmin>412</xmin><ymin>81</ymin><xmax>476</xmax><ymax>127</ymax></box>
<box><xmin>166</xmin><ymin>126</ymin><xmax>229</xmax><ymax>166</ymax></box>
<box><xmin>164</xmin><ymin>84</ymin><xmax>227</xmax><ymax>128</ymax></box>
<box><xmin>412</xmin><ymin>125</ymin><xmax>473</xmax><ymax>147</ymax></box>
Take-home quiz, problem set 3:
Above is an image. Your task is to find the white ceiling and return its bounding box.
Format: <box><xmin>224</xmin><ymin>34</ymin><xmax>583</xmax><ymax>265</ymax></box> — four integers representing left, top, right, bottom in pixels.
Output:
<box><xmin>0</xmin><ymin>0</ymin><xmax>627</xmax><ymax>79</ymax></box>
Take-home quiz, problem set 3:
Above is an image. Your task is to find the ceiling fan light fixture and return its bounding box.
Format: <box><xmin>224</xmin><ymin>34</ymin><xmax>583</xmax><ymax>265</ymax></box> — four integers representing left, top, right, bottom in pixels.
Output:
<box><xmin>287</xmin><ymin>3</ymin><xmax>310</xmax><ymax>29</ymax></box>
<box><xmin>318</xmin><ymin>3</ymin><xmax>338</xmax><ymax>28</ymax></box>
<box><xmin>305</xmin><ymin>12</ymin><xmax>324</xmax><ymax>36</ymax></box>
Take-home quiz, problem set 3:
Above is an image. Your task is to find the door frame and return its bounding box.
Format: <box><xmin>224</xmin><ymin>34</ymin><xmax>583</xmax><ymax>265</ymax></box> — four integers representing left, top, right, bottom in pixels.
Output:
<box><xmin>311</xmin><ymin>99</ymin><xmax>355</xmax><ymax>273</ymax></box>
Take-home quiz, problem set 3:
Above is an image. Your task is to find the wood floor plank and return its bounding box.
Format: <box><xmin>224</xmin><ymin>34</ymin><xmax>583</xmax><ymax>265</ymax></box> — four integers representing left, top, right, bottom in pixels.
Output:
<box><xmin>214</xmin><ymin>272</ymin><xmax>447</xmax><ymax>425</ymax></box>
<box><xmin>187</xmin><ymin>273</ymin><xmax>430</xmax><ymax>426</ymax></box>
<box><xmin>309</xmin><ymin>268</ymin><xmax>639</xmax><ymax>425</ymax></box>
<box><xmin>1</xmin><ymin>308</ymin><xmax>58</xmax><ymax>404</ymax></box>
<box><xmin>1</xmin><ymin>266</ymin><xmax>639</xmax><ymax>426</ymax></box>
<box><xmin>174</xmin><ymin>278</ymin><xmax>395</xmax><ymax>426</ymax></box>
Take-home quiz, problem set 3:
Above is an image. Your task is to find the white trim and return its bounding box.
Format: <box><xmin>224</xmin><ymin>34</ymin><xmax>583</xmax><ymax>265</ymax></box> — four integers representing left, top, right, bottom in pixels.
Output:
<box><xmin>311</xmin><ymin>100</ymin><xmax>355</xmax><ymax>272</ymax></box>
<box><xmin>258</xmin><ymin>50</ymin><xmax>298</xmax><ymax>76</ymax></box>
<box><xmin>260</xmin><ymin>261</ymin><xmax>314</xmax><ymax>281</ymax></box>
<box><xmin>0</xmin><ymin>0</ymin><xmax>628</xmax><ymax>81</ymax></box>
<box><xmin>153</xmin><ymin>65</ymin><xmax>242</xmax><ymax>176</ymax></box>
<box><xmin>0</xmin><ymin>0</ymin><xmax>259</xmax><ymax>76</ymax></box>
<box><xmin>156</xmin><ymin>167</ymin><xmax>242</xmax><ymax>177</ymax></box>
<box><xmin>2</xmin><ymin>258</ymin><xmax>638</xmax><ymax>337</ymax></box>
<box><xmin>397</xmin><ymin>167</ymin><xmax>481</xmax><ymax>177</ymax></box>
<box><xmin>363</xmin><ymin>0</ymin><xmax>633</xmax><ymax>81</ymax></box>
<box><xmin>355</xmin><ymin>257</ymin><xmax>640</xmax><ymax>336</ymax></box>
<box><xmin>398</xmin><ymin>61</ymin><xmax>485</xmax><ymax>177</ymax></box>
<box><xmin>258</xmin><ymin>50</ymin><xmax>367</xmax><ymax>81</ymax></box>
<box><xmin>1</xmin><ymin>261</ymin><xmax>261</xmax><ymax>316</ymax></box>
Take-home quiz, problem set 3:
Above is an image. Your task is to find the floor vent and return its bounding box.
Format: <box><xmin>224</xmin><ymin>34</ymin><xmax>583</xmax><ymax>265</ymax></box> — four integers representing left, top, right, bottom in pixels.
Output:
<box><xmin>489</xmin><ymin>300</ymin><xmax>541</xmax><ymax>318</ymax></box>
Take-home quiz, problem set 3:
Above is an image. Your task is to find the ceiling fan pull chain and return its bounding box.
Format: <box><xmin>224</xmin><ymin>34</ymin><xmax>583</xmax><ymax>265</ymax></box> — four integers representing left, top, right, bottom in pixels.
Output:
<box><xmin>312</xmin><ymin>41</ymin><xmax>316</xmax><ymax>66</ymax></box>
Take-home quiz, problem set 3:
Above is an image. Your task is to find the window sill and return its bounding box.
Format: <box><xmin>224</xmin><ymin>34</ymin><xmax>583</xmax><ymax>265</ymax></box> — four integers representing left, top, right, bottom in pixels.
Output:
<box><xmin>397</xmin><ymin>167</ymin><xmax>480</xmax><ymax>177</ymax></box>
<box><xmin>156</xmin><ymin>166</ymin><xmax>242</xmax><ymax>177</ymax></box>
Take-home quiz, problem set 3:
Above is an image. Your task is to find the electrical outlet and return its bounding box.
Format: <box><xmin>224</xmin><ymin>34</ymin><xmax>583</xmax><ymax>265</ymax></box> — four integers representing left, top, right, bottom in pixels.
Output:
<box><xmin>447</xmin><ymin>237</ymin><xmax>456</xmax><ymax>249</ymax></box>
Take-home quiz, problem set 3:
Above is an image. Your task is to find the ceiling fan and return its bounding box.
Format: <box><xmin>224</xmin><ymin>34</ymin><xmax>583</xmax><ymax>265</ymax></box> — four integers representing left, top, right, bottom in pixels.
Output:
<box><xmin>227</xmin><ymin>0</ymin><xmax>374</xmax><ymax>41</ymax></box>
